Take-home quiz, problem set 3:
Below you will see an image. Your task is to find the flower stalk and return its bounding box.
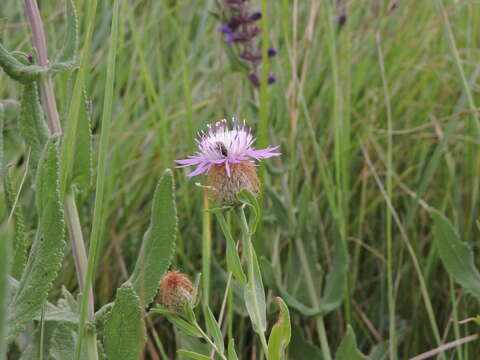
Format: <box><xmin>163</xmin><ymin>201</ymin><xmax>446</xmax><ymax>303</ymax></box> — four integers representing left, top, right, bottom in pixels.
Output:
<box><xmin>238</xmin><ymin>206</ymin><xmax>269</xmax><ymax>356</ymax></box>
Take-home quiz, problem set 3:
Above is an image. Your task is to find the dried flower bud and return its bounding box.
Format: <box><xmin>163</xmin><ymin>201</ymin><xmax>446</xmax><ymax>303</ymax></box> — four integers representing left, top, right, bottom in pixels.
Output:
<box><xmin>160</xmin><ymin>271</ymin><xmax>196</xmax><ymax>313</ymax></box>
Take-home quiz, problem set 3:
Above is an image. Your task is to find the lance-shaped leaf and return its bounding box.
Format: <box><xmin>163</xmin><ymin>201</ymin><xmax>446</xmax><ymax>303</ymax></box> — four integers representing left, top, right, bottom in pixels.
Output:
<box><xmin>7</xmin><ymin>139</ymin><xmax>66</xmax><ymax>342</ymax></box>
<box><xmin>104</xmin><ymin>283</ymin><xmax>145</xmax><ymax>360</ymax></box>
<box><xmin>335</xmin><ymin>326</ymin><xmax>370</xmax><ymax>360</ymax></box>
<box><xmin>177</xmin><ymin>350</ymin><xmax>212</xmax><ymax>360</ymax></box>
<box><xmin>130</xmin><ymin>169</ymin><xmax>177</xmax><ymax>305</ymax></box>
<box><xmin>318</xmin><ymin>230</ymin><xmax>348</xmax><ymax>314</ymax></box>
<box><xmin>0</xmin><ymin>43</ymin><xmax>48</xmax><ymax>83</ymax></box>
<box><xmin>243</xmin><ymin>245</ymin><xmax>267</xmax><ymax>333</ymax></box>
<box><xmin>3</xmin><ymin>171</ymin><xmax>29</xmax><ymax>280</ymax></box>
<box><xmin>205</xmin><ymin>306</ymin><xmax>225</xmax><ymax>355</ymax></box>
<box><xmin>19</xmin><ymin>81</ymin><xmax>49</xmax><ymax>167</ymax></box>
<box><xmin>151</xmin><ymin>307</ymin><xmax>202</xmax><ymax>338</ymax></box>
<box><xmin>51</xmin><ymin>0</ymin><xmax>78</xmax><ymax>73</ymax></box>
<box><xmin>71</xmin><ymin>89</ymin><xmax>92</xmax><ymax>190</ymax></box>
<box><xmin>431</xmin><ymin>210</ymin><xmax>480</xmax><ymax>300</ymax></box>
<box><xmin>267</xmin><ymin>297</ymin><xmax>291</xmax><ymax>360</ymax></box>
<box><xmin>0</xmin><ymin>103</ymin><xmax>4</xmax><ymax>168</ymax></box>
<box><xmin>0</xmin><ymin>224</ymin><xmax>12</xmax><ymax>360</ymax></box>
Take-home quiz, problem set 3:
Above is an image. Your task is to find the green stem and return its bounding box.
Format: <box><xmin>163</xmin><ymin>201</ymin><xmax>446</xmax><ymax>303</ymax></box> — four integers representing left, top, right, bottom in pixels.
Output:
<box><xmin>202</xmin><ymin>192</ymin><xmax>212</xmax><ymax>307</ymax></box>
<box><xmin>194</xmin><ymin>323</ymin><xmax>227</xmax><ymax>360</ymax></box>
<box><xmin>238</xmin><ymin>207</ymin><xmax>269</xmax><ymax>358</ymax></box>
<box><xmin>316</xmin><ymin>317</ymin><xmax>333</xmax><ymax>360</ymax></box>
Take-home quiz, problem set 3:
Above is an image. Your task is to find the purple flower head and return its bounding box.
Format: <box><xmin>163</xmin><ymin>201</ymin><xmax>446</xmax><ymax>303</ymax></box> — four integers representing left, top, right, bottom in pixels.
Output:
<box><xmin>176</xmin><ymin>119</ymin><xmax>281</xmax><ymax>178</ymax></box>
<box><xmin>218</xmin><ymin>25</ymin><xmax>233</xmax><ymax>34</ymax></box>
<box><xmin>268</xmin><ymin>47</ymin><xmax>278</xmax><ymax>57</ymax></box>
<box><xmin>218</xmin><ymin>25</ymin><xmax>235</xmax><ymax>44</ymax></box>
<box><xmin>247</xmin><ymin>73</ymin><xmax>260</xmax><ymax>87</ymax></box>
<box><xmin>250</xmin><ymin>12</ymin><xmax>262</xmax><ymax>21</ymax></box>
<box><xmin>268</xmin><ymin>72</ymin><xmax>276</xmax><ymax>84</ymax></box>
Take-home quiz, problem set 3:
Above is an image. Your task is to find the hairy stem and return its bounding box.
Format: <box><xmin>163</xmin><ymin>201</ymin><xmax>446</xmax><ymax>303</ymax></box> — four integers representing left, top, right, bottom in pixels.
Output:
<box><xmin>22</xmin><ymin>0</ymin><xmax>61</xmax><ymax>136</ymax></box>
<box><xmin>22</xmin><ymin>1</ymin><xmax>97</xmax><ymax>358</ymax></box>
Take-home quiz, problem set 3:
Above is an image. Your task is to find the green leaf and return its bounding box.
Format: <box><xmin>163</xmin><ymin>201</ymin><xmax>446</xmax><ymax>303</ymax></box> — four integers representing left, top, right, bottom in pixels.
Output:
<box><xmin>71</xmin><ymin>89</ymin><xmax>92</xmax><ymax>190</ymax></box>
<box><xmin>177</xmin><ymin>350</ymin><xmax>212</xmax><ymax>360</ymax></box>
<box><xmin>237</xmin><ymin>189</ymin><xmax>260</xmax><ymax>234</ymax></box>
<box><xmin>216</xmin><ymin>213</ymin><xmax>246</xmax><ymax>286</ymax></box>
<box><xmin>0</xmin><ymin>103</ymin><xmax>4</xmax><ymax>169</ymax></box>
<box><xmin>7</xmin><ymin>139</ymin><xmax>66</xmax><ymax>342</ymax></box>
<box><xmin>0</xmin><ymin>223</ymin><xmax>12</xmax><ymax>360</ymax></box>
<box><xmin>19</xmin><ymin>81</ymin><xmax>49</xmax><ymax>167</ymax></box>
<box><xmin>205</xmin><ymin>306</ymin><xmax>225</xmax><ymax>354</ymax></box>
<box><xmin>335</xmin><ymin>326</ymin><xmax>370</xmax><ymax>360</ymax></box>
<box><xmin>244</xmin><ymin>246</ymin><xmax>267</xmax><ymax>333</ymax></box>
<box><xmin>104</xmin><ymin>283</ymin><xmax>145</xmax><ymax>360</ymax></box>
<box><xmin>49</xmin><ymin>324</ymin><xmax>83</xmax><ymax>360</ymax></box>
<box><xmin>151</xmin><ymin>307</ymin><xmax>203</xmax><ymax>338</ymax></box>
<box><xmin>19</xmin><ymin>322</ymin><xmax>56</xmax><ymax>360</ymax></box>
<box><xmin>0</xmin><ymin>43</ymin><xmax>48</xmax><ymax>83</ymax></box>
<box><xmin>431</xmin><ymin>210</ymin><xmax>480</xmax><ymax>300</ymax></box>
<box><xmin>227</xmin><ymin>339</ymin><xmax>239</xmax><ymax>360</ymax></box>
<box><xmin>267</xmin><ymin>297</ymin><xmax>292</xmax><ymax>360</ymax></box>
<box><xmin>4</xmin><ymin>170</ymin><xmax>29</xmax><ymax>280</ymax></box>
<box><xmin>51</xmin><ymin>0</ymin><xmax>78</xmax><ymax>72</ymax></box>
<box><xmin>130</xmin><ymin>169</ymin><xmax>177</xmax><ymax>306</ymax></box>
<box><xmin>318</xmin><ymin>230</ymin><xmax>348</xmax><ymax>315</ymax></box>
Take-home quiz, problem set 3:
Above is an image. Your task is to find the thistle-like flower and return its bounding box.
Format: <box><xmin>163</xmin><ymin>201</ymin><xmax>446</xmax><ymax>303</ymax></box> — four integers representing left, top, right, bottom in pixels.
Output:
<box><xmin>159</xmin><ymin>271</ymin><xmax>196</xmax><ymax>313</ymax></box>
<box><xmin>176</xmin><ymin>119</ymin><xmax>280</xmax><ymax>205</ymax></box>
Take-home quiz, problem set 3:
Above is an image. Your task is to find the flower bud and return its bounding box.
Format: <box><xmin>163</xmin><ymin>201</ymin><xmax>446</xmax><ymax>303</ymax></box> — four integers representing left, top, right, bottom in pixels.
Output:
<box><xmin>159</xmin><ymin>271</ymin><xmax>196</xmax><ymax>313</ymax></box>
<box><xmin>207</xmin><ymin>161</ymin><xmax>260</xmax><ymax>205</ymax></box>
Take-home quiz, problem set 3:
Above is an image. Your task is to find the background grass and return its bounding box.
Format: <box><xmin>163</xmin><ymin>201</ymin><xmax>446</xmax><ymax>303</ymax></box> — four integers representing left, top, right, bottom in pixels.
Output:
<box><xmin>2</xmin><ymin>0</ymin><xmax>480</xmax><ymax>358</ymax></box>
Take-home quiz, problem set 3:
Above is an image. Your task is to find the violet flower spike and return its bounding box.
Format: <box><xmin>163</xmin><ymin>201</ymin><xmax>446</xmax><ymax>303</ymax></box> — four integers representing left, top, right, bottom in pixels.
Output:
<box><xmin>176</xmin><ymin>119</ymin><xmax>281</xmax><ymax>178</ymax></box>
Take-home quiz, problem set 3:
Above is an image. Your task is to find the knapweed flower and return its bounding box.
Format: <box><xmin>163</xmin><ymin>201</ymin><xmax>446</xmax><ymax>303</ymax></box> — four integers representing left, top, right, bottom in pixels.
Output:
<box><xmin>217</xmin><ymin>0</ymin><xmax>277</xmax><ymax>87</ymax></box>
<box><xmin>176</xmin><ymin>119</ymin><xmax>280</xmax><ymax>205</ymax></box>
<box><xmin>159</xmin><ymin>271</ymin><xmax>196</xmax><ymax>313</ymax></box>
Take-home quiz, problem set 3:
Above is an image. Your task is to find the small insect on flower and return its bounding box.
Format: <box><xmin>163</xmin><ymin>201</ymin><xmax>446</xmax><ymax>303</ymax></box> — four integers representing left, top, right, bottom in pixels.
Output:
<box><xmin>159</xmin><ymin>271</ymin><xmax>196</xmax><ymax>313</ymax></box>
<box><xmin>176</xmin><ymin>119</ymin><xmax>281</xmax><ymax>205</ymax></box>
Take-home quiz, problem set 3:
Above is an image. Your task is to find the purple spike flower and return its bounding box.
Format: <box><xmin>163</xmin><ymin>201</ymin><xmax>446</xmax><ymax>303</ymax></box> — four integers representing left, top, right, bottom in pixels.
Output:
<box><xmin>176</xmin><ymin>119</ymin><xmax>280</xmax><ymax>178</ymax></box>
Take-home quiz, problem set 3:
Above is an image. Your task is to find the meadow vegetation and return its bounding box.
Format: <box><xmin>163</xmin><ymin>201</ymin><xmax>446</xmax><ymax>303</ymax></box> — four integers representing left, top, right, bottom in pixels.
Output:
<box><xmin>1</xmin><ymin>0</ymin><xmax>480</xmax><ymax>359</ymax></box>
